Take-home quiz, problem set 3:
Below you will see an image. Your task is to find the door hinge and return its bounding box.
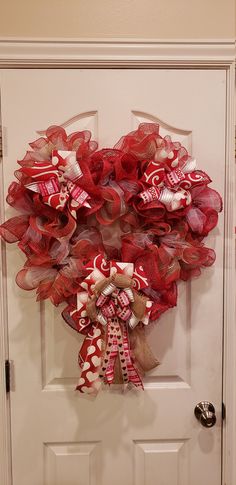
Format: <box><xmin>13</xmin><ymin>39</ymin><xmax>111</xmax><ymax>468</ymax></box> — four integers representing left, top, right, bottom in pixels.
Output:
<box><xmin>5</xmin><ymin>360</ymin><xmax>10</xmax><ymax>393</ymax></box>
<box><xmin>0</xmin><ymin>127</ymin><xmax>2</xmax><ymax>158</ymax></box>
<box><xmin>222</xmin><ymin>402</ymin><xmax>226</xmax><ymax>421</ymax></box>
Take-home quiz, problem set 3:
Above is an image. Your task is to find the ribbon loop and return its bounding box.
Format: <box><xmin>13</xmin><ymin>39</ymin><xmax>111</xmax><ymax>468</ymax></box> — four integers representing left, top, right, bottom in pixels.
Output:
<box><xmin>139</xmin><ymin>154</ymin><xmax>211</xmax><ymax>211</ymax></box>
<box><xmin>24</xmin><ymin>149</ymin><xmax>91</xmax><ymax>216</ymax></box>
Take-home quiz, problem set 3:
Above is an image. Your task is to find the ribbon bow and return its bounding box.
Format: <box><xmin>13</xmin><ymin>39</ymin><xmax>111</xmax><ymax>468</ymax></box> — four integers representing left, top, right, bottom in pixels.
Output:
<box><xmin>24</xmin><ymin>150</ymin><xmax>90</xmax><ymax>217</ymax></box>
<box><xmin>140</xmin><ymin>155</ymin><xmax>211</xmax><ymax>211</ymax></box>
<box><xmin>63</xmin><ymin>255</ymin><xmax>158</xmax><ymax>394</ymax></box>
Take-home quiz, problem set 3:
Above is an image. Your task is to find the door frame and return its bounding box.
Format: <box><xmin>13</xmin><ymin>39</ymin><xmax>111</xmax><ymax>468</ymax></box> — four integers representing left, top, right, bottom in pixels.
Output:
<box><xmin>0</xmin><ymin>38</ymin><xmax>235</xmax><ymax>485</ymax></box>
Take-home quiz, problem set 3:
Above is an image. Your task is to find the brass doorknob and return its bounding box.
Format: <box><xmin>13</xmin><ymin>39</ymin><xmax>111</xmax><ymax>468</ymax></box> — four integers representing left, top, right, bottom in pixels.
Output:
<box><xmin>194</xmin><ymin>401</ymin><xmax>216</xmax><ymax>428</ymax></box>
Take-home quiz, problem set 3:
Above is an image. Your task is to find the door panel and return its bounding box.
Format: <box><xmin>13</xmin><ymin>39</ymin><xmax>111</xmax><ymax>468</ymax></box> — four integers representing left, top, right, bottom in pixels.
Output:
<box><xmin>0</xmin><ymin>69</ymin><xmax>225</xmax><ymax>485</ymax></box>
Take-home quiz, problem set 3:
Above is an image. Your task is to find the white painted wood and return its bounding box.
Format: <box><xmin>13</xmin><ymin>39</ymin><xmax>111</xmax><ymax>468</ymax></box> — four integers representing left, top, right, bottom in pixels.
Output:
<box><xmin>134</xmin><ymin>441</ymin><xmax>188</xmax><ymax>485</ymax></box>
<box><xmin>44</xmin><ymin>442</ymin><xmax>101</xmax><ymax>485</ymax></box>
<box><xmin>222</xmin><ymin>61</ymin><xmax>236</xmax><ymax>485</ymax></box>
<box><xmin>0</xmin><ymin>68</ymin><xmax>227</xmax><ymax>485</ymax></box>
<box><xmin>0</xmin><ymin>127</ymin><xmax>13</xmax><ymax>485</ymax></box>
<box><xmin>0</xmin><ymin>39</ymin><xmax>234</xmax><ymax>68</ymax></box>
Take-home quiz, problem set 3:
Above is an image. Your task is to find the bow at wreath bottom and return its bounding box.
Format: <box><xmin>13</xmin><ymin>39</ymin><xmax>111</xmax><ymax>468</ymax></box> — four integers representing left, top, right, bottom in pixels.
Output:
<box><xmin>63</xmin><ymin>257</ymin><xmax>159</xmax><ymax>394</ymax></box>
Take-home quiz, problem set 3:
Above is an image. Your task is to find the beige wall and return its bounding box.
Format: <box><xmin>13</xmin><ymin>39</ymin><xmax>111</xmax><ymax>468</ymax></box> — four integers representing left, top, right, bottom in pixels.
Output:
<box><xmin>0</xmin><ymin>0</ymin><xmax>235</xmax><ymax>39</ymax></box>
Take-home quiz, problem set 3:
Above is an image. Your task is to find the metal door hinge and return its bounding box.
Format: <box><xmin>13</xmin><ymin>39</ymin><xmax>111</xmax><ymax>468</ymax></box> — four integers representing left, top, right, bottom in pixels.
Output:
<box><xmin>222</xmin><ymin>402</ymin><xmax>226</xmax><ymax>421</ymax></box>
<box><xmin>5</xmin><ymin>360</ymin><xmax>10</xmax><ymax>393</ymax></box>
<box><xmin>0</xmin><ymin>127</ymin><xmax>2</xmax><ymax>158</ymax></box>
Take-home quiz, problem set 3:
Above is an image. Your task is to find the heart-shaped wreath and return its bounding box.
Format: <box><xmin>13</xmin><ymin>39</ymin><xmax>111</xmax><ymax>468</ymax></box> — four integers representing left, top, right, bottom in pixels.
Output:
<box><xmin>0</xmin><ymin>123</ymin><xmax>222</xmax><ymax>394</ymax></box>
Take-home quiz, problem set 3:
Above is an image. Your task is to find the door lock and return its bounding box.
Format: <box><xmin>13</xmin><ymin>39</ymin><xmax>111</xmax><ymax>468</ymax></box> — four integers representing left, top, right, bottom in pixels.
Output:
<box><xmin>194</xmin><ymin>401</ymin><xmax>216</xmax><ymax>428</ymax></box>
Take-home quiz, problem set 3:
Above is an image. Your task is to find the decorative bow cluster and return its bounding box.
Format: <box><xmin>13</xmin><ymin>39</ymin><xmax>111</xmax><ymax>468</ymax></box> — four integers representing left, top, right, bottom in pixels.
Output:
<box><xmin>62</xmin><ymin>255</ymin><xmax>157</xmax><ymax>394</ymax></box>
<box><xmin>139</xmin><ymin>154</ymin><xmax>211</xmax><ymax>212</ymax></box>
<box><xmin>23</xmin><ymin>150</ymin><xmax>90</xmax><ymax>217</ymax></box>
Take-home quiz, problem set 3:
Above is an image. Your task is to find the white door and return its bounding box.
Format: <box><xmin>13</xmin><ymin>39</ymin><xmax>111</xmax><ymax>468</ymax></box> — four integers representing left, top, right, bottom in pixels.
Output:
<box><xmin>0</xmin><ymin>69</ymin><xmax>225</xmax><ymax>485</ymax></box>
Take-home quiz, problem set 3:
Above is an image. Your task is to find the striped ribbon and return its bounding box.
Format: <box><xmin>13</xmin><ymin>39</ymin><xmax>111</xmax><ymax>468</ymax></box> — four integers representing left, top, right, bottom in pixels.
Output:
<box><xmin>100</xmin><ymin>317</ymin><xmax>143</xmax><ymax>388</ymax></box>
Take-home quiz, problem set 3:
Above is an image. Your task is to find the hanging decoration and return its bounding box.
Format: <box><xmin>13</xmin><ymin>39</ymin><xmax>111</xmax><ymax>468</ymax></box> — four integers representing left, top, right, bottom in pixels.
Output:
<box><xmin>0</xmin><ymin>123</ymin><xmax>222</xmax><ymax>394</ymax></box>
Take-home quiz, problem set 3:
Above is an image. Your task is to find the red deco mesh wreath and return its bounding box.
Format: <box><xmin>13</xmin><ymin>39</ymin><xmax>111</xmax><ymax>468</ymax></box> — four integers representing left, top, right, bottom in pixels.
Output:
<box><xmin>0</xmin><ymin>123</ymin><xmax>222</xmax><ymax>394</ymax></box>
